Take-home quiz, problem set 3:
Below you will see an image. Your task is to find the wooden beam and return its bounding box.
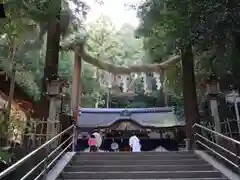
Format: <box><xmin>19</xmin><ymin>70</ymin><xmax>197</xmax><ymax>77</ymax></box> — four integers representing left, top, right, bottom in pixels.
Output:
<box><xmin>75</xmin><ymin>47</ymin><xmax>180</xmax><ymax>74</ymax></box>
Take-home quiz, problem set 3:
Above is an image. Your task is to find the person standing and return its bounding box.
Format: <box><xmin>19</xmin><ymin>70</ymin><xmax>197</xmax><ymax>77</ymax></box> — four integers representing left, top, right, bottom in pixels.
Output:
<box><xmin>129</xmin><ymin>133</ymin><xmax>141</xmax><ymax>152</ymax></box>
<box><xmin>93</xmin><ymin>132</ymin><xmax>102</xmax><ymax>152</ymax></box>
<box><xmin>88</xmin><ymin>135</ymin><xmax>97</xmax><ymax>152</ymax></box>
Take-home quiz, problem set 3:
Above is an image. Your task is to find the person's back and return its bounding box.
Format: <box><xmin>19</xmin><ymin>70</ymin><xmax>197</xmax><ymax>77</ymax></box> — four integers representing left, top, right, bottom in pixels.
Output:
<box><xmin>88</xmin><ymin>135</ymin><xmax>97</xmax><ymax>152</ymax></box>
<box><xmin>129</xmin><ymin>135</ymin><xmax>141</xmax><ymax>152</ymax></box>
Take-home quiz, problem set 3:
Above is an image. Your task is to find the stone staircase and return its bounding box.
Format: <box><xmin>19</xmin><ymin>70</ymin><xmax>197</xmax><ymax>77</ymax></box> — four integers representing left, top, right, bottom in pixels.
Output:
<box><xmin>57</xmin><ymin>151</ymin><xmax>229</xmax><ymax>179</ymax></box>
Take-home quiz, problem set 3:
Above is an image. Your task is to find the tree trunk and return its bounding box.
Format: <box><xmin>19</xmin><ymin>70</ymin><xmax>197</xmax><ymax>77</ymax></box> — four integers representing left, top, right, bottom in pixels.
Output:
<box><xmin>181</xmin><ymin>44</ymin><xmax>199</xmax><ymax>150</ymax></box>
<box><xmin>44</xmin><ymin>17</ymin><xmax>61</xmax><ymax>79</ymax></box>
<box><xmin>231</xmin><ymin>32</ymin><xmax>240</xmax><ymax>91</ymax></box>
<box><xmin>38</xmin><ymin>1</ymin><xmax>61</xmax><ymax>120</ymax></box>
<box><xmin>1</xmin><ymin>45</ymin><xmax>17</xmax><ymax>146</ymax></box>
<box><xmin>5</xmin><ymin>68</ymin><xmax>16</xmax><ymax>120</ymax></box>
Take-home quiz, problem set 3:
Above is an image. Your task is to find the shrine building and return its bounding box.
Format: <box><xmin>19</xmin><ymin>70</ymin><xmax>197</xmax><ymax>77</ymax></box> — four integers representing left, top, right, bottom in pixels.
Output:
<box><xmin>76</xmin><ymin>107</ymin><xmax>186</xmax><ymax>151</ymax></box>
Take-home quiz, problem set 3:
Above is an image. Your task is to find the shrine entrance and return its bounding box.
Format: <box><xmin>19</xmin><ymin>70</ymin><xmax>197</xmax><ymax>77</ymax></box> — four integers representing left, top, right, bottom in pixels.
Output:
<box><xmin>99</xmin><ymin>119</ymin><xmax>149</xmax><ymax>151</ymax></box>
<box><xmin>103</xmin><ymin>130</ymin><xmax>148</xmax><ymax>152</ymax></box>
<box><xmin>76</xmin><ymin>108</ymin><xmax>183</xmax><ymax>152</ymax></box>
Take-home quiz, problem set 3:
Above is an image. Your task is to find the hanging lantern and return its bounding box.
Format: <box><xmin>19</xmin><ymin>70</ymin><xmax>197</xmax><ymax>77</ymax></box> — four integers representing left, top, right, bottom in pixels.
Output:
<box><xmin>92</xmin><ymin>68</ymin><xmax>98</xmax><ymax>79</ymax></box>
<box><xmin>115</xmin><ymin>75</ymin><xmax>122</xmax><ymax>87</ymax></box>
<box><xmin>128</xmin><ymin>75</ymin><xmax>136</xmax><ymax>93</ymax></box>
<box><xmin>141</xmin><ymin>72</ymin><xmax>147</xmax><ymax>92</ymax></box>
<box><xmin>107</xmin><ymin>72</ymin><xmax>114</xmax><ymax>88</ymax></box>
<box><xmin>122</xmin><ymin>75</ymin><xmax>128</xmax><ymax>92</ymax></box>
<box><xmin>100</xmin><ymin>71</ymin><xmax>111</xmax><ymax>87</ymax></box>
<box><xmin>142</xmin><ymin>72</ymin><xmax>152</xmax><ymax>94</ymax></box>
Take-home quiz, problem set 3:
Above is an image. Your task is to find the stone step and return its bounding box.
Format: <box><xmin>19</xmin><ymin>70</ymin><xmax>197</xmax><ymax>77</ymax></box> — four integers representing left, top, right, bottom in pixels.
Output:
<box><xmin>73</xmin><ymin>154</ymin><xmax>199</xmax><ymax>160</ymax></box>
<box><xmin>59</xmin><ymin>171</ymin><xmax>224</xmax><ymax>179</ymax></box>
<box><xmin>58</xmin><ymin>178</ymin><xmax>229</xmax><ymax>180</ymax></box>
<box><xmin>76</xmin><ymin>151</ymin><xmax>194</xmax><ymax>156</ymax></box>
<box><xmin>70</xmin><ymin>159</ymin><xmax>207</xmax><ymax>166</ymax></box>
<box><xmin>64</xmin><ymin>164</ymin><xmax>214</xmax><ymax>172</ymax></box>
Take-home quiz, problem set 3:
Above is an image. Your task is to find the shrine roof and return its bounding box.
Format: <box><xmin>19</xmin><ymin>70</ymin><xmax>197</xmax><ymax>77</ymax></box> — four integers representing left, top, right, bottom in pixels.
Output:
<box><xmin>77</xmin><ymin>107</ymin><xmax>185</xmax><ymax>128</ymax></box>
<box><xmin>79</xmin><ymin>107</ymin><xmax>173</xmax><ymax>113</ymax></box>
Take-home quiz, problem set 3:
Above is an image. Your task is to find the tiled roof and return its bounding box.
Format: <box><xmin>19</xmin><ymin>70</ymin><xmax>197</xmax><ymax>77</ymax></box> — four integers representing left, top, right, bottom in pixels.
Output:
<box><xmin>77</xmin><ymin>107</ymin><xmax>185</xmax><ymax>128</ymax></box>
<box><xmin>79</xmin><ymin>107</ymin><xmax>173</xmax><ymax>113</ymax></box>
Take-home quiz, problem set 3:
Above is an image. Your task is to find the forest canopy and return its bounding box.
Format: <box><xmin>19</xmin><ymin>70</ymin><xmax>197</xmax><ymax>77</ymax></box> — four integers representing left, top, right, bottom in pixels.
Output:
<box><xmin>2</xmin><ymin>0</ymin><xmax>237</xmax><ymax>109</ymax></box>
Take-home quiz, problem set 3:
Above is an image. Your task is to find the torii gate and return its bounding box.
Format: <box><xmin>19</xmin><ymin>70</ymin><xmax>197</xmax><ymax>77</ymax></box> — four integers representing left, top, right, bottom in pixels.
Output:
<box><xmin>70</xmin><ymin>45</ymin><xmax>180</xmax><ymax>114</ymax></box>
<box><xmin>64</xmin><ymin>41</ymin><xmax>195</xmax><ymax>150</ymax></box>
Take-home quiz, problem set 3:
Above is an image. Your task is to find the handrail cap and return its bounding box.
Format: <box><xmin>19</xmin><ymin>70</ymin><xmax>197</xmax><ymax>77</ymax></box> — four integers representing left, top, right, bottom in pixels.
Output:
<box><xmin>193</xmin><ymin>123</ymin><xmax>240</xmax><ymax>146</ymax></box>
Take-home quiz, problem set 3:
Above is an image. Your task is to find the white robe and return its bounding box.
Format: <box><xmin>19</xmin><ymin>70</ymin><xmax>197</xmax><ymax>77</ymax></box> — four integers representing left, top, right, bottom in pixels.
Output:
<box><xmin>92</xmin><ymin>132</ymin><xmax>102</xmax><ymax>148</ymax></box>
<box><xmin>129</xmin><ymin>135</ymin><xmax>141</xmax><ymax>152</ymax></box>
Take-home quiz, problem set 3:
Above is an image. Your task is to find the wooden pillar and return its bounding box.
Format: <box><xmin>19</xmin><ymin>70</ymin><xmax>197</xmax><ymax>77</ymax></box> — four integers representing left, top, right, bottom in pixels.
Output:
<box><xmin>71</xmin><ymin>51</ymin><xmax>82</xmax><ymax>121</ymax></box>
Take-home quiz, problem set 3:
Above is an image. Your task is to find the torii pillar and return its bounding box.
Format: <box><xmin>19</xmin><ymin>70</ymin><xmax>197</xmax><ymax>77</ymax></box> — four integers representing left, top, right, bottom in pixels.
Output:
<box><xmin>71</xmin><ymin>49</ymin><xmax>82</xmax><ymax>123</ymax></box>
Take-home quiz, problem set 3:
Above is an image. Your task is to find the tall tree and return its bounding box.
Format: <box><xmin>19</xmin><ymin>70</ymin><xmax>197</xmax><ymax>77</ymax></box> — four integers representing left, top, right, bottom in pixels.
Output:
<box><xmin>81</xmin><ymin>15</ymin><xmax>146</xmax><ymax>107</ymax></box>
<box><xmin>0</xmin><ymin>1</ymin><xmax>40</xmax><ymax>144</ymax></box>
<box><xmin>136</xmin><ymin>0</ymin><xmax>199</xmax><ymax>149</ymax></box>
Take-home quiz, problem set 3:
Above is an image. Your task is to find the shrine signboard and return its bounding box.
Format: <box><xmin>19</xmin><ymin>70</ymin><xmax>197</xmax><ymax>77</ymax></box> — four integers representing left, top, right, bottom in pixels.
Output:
<box><xmin>120</xmin><ymin>109</ymin><xmax>132</xmax><ymax>117</ymax></box>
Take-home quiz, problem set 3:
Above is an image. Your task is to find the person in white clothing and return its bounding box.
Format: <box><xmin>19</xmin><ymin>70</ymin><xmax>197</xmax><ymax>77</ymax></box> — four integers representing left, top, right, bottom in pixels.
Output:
<box><xmin>129</xmin><ymin>133</ymin><xmax>141</xmax><ymax>152</ymax></box>
<box><xmin>92</xmin><ymin>132</ymin><xmax>102</xmax><ymax>152</ymax></box>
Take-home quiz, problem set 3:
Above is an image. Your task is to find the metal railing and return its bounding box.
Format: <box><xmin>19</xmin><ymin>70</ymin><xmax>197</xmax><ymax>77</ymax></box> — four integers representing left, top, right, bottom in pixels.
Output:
<box><xmin>0</xmin><ymin>125</ymin><xmax>76</xmax><ymax>180</ymax></box>
<box><xmin>193</xmin><ymin>123</ymin><xmax>240</xmax><ymax>171</ymax></box>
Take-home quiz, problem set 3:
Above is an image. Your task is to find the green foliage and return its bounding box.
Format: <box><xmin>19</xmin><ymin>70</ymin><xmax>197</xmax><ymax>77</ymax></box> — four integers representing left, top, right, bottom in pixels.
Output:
<box><xmin>81</xmin><ymin>64</ymin><xmax>105</xmax><ymax>108</ymax></box>
<box><xmin>1</xmin><ymin>0</ymin><xmax>184</xmax><ymax>110</ymax></box>
<box><xmin>0</xmin><ymin>149</ymin><xmax>15</xmax><ymax>164</ymax></box>
<box><xmin>0</xmin><ymin>0</ymin><xmax>90</xmax><ymax>102</ymax></box>
<box><xmin>116</xmin><ymin>23</ymin><xmax>144</xmax><ymax>65</ymax></box>
<box><xmin>86</xmin><ymin>15</ymin><xmax>144</xmax><ymax>65</ymax></box>
<box><xmin>59</xmin><ymin>52</ymin><xmax>74</xmax><ymax>80</ymax></box>
<box><xmin>81</xmin><ymin>15</ymin><xmax>146</xmax><ymax>107</ymax></box>
<box><xmin>136</xmin><ymin>0</ymin><xmax>240</xmax><ymax>91</ymax></box>
<box><xmin>134</xmin><ymin>0</ymin><xmax>185</xmax><ymax>97</ymax></box>
<box><xmin>0</xmin><ymin>0</ymin><xmax>42</xmax><ymax>100</ymax></box>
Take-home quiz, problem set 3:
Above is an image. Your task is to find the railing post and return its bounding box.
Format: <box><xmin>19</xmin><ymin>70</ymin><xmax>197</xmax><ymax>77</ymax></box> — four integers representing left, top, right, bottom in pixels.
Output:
<box><xmin>192</xmin><ymin>124</ymin><xmax>196</xmax><ymax>150</ymax></box>
<box><xmin>43</xmin><ymin>143</ymin><xmax>50</xmax><ymax>180</ymax></box>
<box><xmin>192</xmin><ymin>124</ymin><xmax>200</xmax><ymax>150</ymax></box>
<box><xmin>72</xmin><ymin>125</ymin><xmax>76</xmax><ymax>152</ymax></box>
<box><xmin>236</xmin><ymin>143</ymin><xmax>240</xmax><ymax>174</ymax></box>
<box><xmin>193</xmin><ymin>135</ymin><xmax>197</xmax><ymax>150</ymax></box>
<box><xmin>43</xmin><ymin>157</ymin><xmax>47</xmax><ymax>180</ymax></box>
<box><xmin>185</xmin><ymin>138</ymin><xmax>190</xmax><ymax>151</ymax></box>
